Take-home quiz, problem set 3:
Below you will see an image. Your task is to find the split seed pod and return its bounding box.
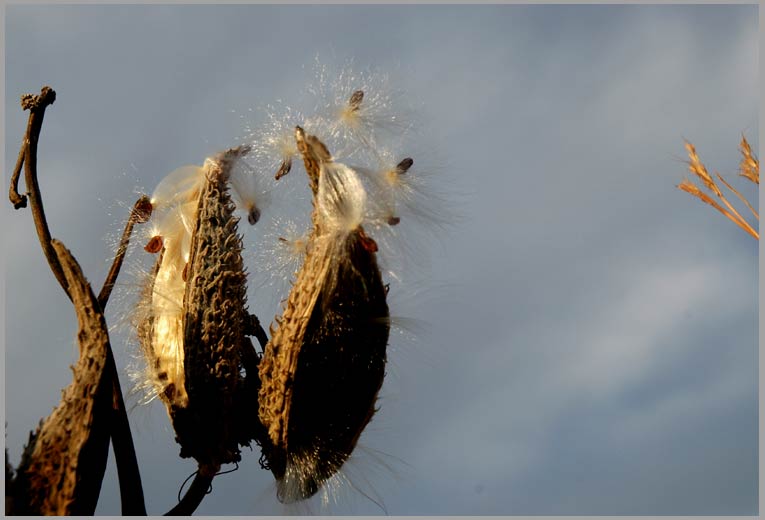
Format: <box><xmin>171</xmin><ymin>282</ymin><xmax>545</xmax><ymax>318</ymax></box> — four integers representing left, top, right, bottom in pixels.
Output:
<box><xmin>258</xmin><ymin>127</ymin><xmax>390</xmax><ymax>502</ymax></box>
<box><xmin>137</xmin><ymin>147</ymin><xmax>252</xmax><ymax>466</ymax></box>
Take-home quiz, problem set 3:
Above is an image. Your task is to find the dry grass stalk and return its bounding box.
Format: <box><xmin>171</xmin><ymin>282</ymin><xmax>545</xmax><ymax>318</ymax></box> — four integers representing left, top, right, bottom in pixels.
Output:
<box><xmin>715</xmin><ymin>173</ymin><xmax>758</xmax><ymax>220</ymax></box>
<box><xmin>678</xmin><ymin>138</ymin><xmax>759</xmax><ymax>240</ymax></box>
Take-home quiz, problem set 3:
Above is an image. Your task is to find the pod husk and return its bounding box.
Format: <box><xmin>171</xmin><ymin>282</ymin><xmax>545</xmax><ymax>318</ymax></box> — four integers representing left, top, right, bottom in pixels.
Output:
<box><xmin>258</xmin><ymin>129</ymin><xmax>390</xmax><ymax>502</ymax></box>
<box><xmin>138</xmin><ymin>149</ymin><xmax>250</xmax><ymax>466</ymax></box>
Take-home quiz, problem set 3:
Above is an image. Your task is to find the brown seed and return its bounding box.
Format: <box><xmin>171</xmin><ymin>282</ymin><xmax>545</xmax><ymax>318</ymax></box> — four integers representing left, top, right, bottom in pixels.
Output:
<box><xmin>396</xmin><ymin>157</ymin><xmax>413</xmax><ymax>174</ymax></box>
<box><xmin>348</xmin><ymin>90</ymin><xmax>364</xmax><ymax>111</ymax></box>
<box><xmin>144</xmin><ymin>235</ymin><xmax>163</xmax><ymax>254</ymax></box>
<box><xmin>247</xmin><ymin>206</ymin><xmax>261</xmax><ymax>225</ymax></box>
<box><xmin>275</xmin><ymin>158</ymin><xmax>292</xmax><ymax>180</ymax></box>
<box><xmin>359</xmin><ymin>228</ymin><xmax>379</xmax><ymax>252</ymax></box>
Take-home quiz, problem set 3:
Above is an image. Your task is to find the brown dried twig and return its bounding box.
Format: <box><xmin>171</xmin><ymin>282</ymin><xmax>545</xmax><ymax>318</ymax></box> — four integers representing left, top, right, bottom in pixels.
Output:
<box><xmin>678</xmin><ymin>139</ymin><xmax>759</xmax><ymax>240</ymax></box>
<box><xmin>9</xmin><ymin>86</ymin><xmax>72</xmax><ymax>299</ymax></box>
<box><xmin>97</xmin><ymin>198</ymin><xmax>150</xmax><ymax>515</ymax></box>
<box><xmin>165</xmin><ymin>464</ymin><xmax>218</xmax><ymax>516</ymax></box>
<box><xmin>98</xmin><ymin>196</ymin><xmax>152</xmax><ymax>308</ymax></box>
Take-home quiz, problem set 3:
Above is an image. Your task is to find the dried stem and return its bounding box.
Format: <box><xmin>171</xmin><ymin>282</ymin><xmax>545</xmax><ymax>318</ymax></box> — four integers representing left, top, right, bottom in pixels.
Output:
<box><xmin>715</xmin><ymin>173</ymin><xmax>759</xmax><ymax>220</ymax></box>
<box><xmin>678</xmin><ymin>180</ymin><xmax>758</xmax><ymax>239</ymax></box>
<box><xmin>9</xmin><ymin>132</ymin><xmax>28</xmax><ymax>209</ymax></box>
<box><xmin>714</xmin><ymin>188</ymin><xmax>756</xmax><ymax>237</ymax></box>
<box><xmin>245</xmin><ymin>313</ymin><xmax>269</xmax><ymax>351</ymax></box>
<box><xmin>106</xmin><ymin>348</ymin><xmax>147</xmax><ymax>515</ymax></box>
<box><xmin>98</xmin><ymin>196</ymin><xmax>152</xmax><ymax>308</ymax></box>
<box><xmin>165</xmin><ymin>464</ymin><xmax>218</xmax><ymax>516</ymax></box>
<box><xmin>96</xmin><ymin>197</ymin><xmax>151</xmax><ymax>514</ymax></box>
<box><xmin>11</xmin><ymin>87</ymin><xmax>73</xmax><ymax>300</ymax></box>
<box><xmin>7</xmin><ymin>86</ymin><xmax>147</xmax><ymax>515</ymax></box>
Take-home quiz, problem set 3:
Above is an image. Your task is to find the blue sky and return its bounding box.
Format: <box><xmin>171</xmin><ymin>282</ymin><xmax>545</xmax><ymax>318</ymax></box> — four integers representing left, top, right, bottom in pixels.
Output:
<box><xmin>4</xmin><ymin>4</ymin><xmax>758</xmax><ymax>515</ymax></box>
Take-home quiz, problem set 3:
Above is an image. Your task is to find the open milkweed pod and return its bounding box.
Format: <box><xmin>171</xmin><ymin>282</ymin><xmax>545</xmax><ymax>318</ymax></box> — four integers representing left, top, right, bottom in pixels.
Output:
<box><xmin>137</xmin><ymin>146</ymin><xmax>254</xmax><ymax>466</ymax></box>
<box><xmin>258</xmin><ymin>127</ymin><xmax>390</xmax><ymax>503</ymax></box>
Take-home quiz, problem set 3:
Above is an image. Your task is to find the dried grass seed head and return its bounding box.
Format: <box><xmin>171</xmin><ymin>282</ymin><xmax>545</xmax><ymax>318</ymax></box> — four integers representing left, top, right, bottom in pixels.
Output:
<box><xmin>739</xmin><ymin>135</ymin><xmax>760</xmax><ymax>184</ymax></box>
<box><xmin>684</xmin><ymin>140</ymin><xmax>722</xmax><ymax>197</ymax></box>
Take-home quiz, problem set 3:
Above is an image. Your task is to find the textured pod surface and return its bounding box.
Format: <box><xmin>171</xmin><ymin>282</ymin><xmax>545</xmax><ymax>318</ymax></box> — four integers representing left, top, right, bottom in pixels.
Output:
<box><xmin>137</xmin><ymin>149</ymin><xmax>251</xmax><ymax>466</ymax></box>
<box><xmin>173</xmin><ymin>154</ymin><xmax>249</xmax><ymax>465</ymax></box>
<box><xmin>258</xmin><ymin>129</ymin><xmax>390</xmax><ymax>502</ymax></box>
<box><xmin>12</xmin><ymin>241</ymin><xmax>112</xmax><ymax>515</ymax></box>
<box><xmin>258</xmin><ymin>230</ymin><xmax>389</xmax><ymax>502</ymax></box>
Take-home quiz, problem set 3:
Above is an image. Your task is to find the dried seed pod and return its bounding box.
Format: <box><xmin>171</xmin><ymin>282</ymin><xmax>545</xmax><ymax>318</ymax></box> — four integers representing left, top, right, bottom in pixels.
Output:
<box><xmin>137</xmin><ymin>147</ymin><xmax>252</xmax><ymax>466</ymax></box>
<box><xmin>258</xmin><ymin>130</ymin><xmax>390</xmax><ymax>503</ymax></box>
<box><xmin>13</xmin><ymin>241</ymin><xmax>113</xmax><ymax>515</ymax></box>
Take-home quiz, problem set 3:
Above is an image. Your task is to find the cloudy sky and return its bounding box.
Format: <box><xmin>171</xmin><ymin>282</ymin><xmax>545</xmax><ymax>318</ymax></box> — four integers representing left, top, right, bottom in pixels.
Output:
<box><xmin>4</xmin><ymin>4</ymin><xmax>759</xmax><ymax>516</ymax></box>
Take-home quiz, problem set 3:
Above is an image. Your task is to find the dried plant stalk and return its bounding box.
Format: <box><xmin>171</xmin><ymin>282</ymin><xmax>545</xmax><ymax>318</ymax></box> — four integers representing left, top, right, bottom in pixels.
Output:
<box><xmin>678</xmin><ymin>139</ymin><xmax>759</xmax><ymax>240</ymax></box>
<box><xmin>715</xmin><ymin>173</ymin><xmax>758</xmax><ymax>220</ymax></box>
<box><xmin>7</xmin><ymin>86</ymin><xmax>147</xmax><ymax>515</ymax></box>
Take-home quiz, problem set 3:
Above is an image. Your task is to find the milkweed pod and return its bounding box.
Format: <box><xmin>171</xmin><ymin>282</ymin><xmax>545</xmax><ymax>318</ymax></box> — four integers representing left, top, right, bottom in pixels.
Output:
<box><xmin>258</xmin><ymin>131</ymin><xmax>390</xmax><ymax>503</ymax></box>
<box><xmin>137</xmin><ymin>147</ymin><xmax>253</xmax><ymax>466</ymax></box>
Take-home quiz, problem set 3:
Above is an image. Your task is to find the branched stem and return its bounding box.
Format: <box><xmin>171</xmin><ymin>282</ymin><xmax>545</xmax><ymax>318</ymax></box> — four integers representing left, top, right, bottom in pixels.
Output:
<box><xmin>10</xmin><ymin>87</ymin><xmax>72</xmax><ymax>300</ymax></box>
<box><xmin>97</xmin><ymin>198</ymin><xmax>151</xmax><ymax>515</ymax></box>
<box><xmin>9</xmin><ymin>133</ymin><xmax>28</xmax><ymax>209</ymax></box>
<box><xmin>8</xmin><ymin>86</ymin><xmax>148</xmax><ymax>515</ymax></box>
<box><xmin>106</xmin><ymin>348</ymin><xmax>147</xmax><ymax>515</ymax></box>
